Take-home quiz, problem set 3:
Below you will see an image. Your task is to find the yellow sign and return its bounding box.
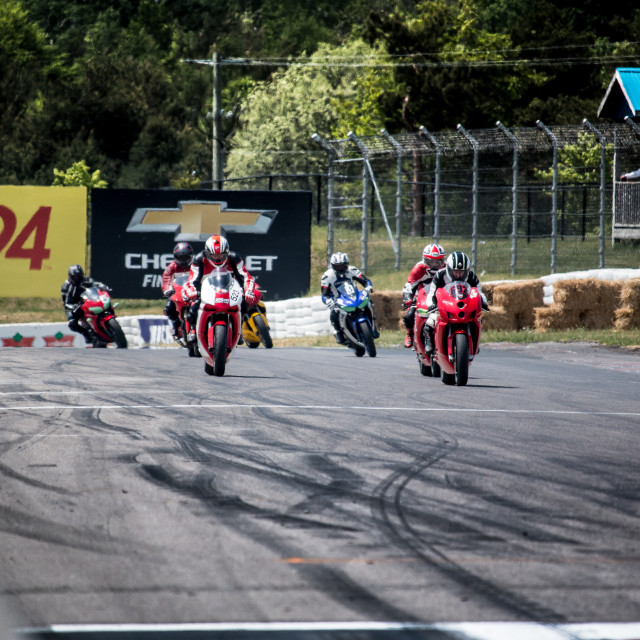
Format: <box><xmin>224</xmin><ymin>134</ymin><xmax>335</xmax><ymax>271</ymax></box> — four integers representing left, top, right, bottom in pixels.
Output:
<box><xmin>0</xmin><ymin>186</ymin><xmax>87</xmax><ymax>297</ymax></box>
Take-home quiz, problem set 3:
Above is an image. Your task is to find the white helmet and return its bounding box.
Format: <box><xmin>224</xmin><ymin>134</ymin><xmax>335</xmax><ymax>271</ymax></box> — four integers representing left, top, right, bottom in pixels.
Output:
<box><xmin>203</xmin><ymin>235</ymin><xmax>229</xmax><ymax>265</ymax></box>
<box><xmin>330</xmin><ymin>252</ymin><xmax>349</xmax><ymax>275</ymax></box>
<box><xmin>422</xmin><ymin>243</ymin><xmax>446</xmax><ymax>274</ymax></box>
<box><xmin>446</xmin><ymin>251</ymin><xmax>471</xmax><ymax>281</ymax></box>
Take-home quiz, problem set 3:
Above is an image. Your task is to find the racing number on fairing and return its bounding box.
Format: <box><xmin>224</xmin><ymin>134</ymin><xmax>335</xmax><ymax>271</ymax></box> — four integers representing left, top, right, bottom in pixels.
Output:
<box><xmin>342</xmin><ymin>282</ymin><xmax>356</xmax><ymax>296</ymax></box>
<box><xmin>452</xmin><ymin>284</ymin><xmax>468</xmax><ymax>299</ymax></box>
<box><xmin>0</xmin><ymin>205</ymin><xmax>52</xmax><ymax>270</ymax></box>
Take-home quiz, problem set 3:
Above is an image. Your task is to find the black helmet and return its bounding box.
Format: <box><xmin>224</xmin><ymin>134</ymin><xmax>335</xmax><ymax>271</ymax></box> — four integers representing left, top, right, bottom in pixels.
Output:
<box><xmin>173</xmin><ymin>242</ymin><xmax>194</xmax><ymax>267</ymax></box>
<box><xmin>446</xmin><ymin>252</ymin><xmax>470</xmax><ymax>281</ymax></box>
<box><xmin>68</xmin><ymin>264</ymin><xmax>84</xmax><ymax>284</ymax></box>
<box><xmin>330</xmin><ymin>252</ymin><xmax>349</xmax><ymax>274</ymax></box>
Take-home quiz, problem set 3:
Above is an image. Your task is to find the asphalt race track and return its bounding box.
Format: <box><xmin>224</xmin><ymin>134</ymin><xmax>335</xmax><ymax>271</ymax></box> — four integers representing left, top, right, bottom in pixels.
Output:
<box><xmin>1</xmin><ymin>343</ymin><xmax>639</xmax><ymax>640</ymax></box>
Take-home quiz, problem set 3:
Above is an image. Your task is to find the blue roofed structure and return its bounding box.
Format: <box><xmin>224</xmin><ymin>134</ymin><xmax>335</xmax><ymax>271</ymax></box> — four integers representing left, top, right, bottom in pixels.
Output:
<box><xmin>598</xmin><ymin>67</ymin><xmax>640</xmax><ymax>120</ymax></box>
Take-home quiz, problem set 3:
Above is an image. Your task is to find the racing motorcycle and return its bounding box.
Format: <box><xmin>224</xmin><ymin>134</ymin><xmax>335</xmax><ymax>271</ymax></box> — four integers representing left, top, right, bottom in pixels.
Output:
<box><xmin>334</xmin><ymin>280</ymin><xmax>377</xmax><ymax>357</ymax></box>
<box><xmin>242</xmin><ymin>292</ymin><xmax>273</xmax><ymax>349</ymax></box>
<box><xmin>166</xmin><ymin>273</ymin><xmax>200</xmax><ymax>358</ymax></box>
<box><xmin>78</xmin><ymin>286</ymin><xmax>127</xmax><ymax>348</ymax></box>
<box><xmin>432</xmin><ymin>280</ymin><xmax>483</xmax><ymax>386</ymax></box>
<box><xmin>412</xmin><ymin>284</ymin><xmax>441</xmax><ymax>378</ymax></box>
<box><xmin>195</xmin><ymin>269</ymin><xmax>243</xmax><ymax>376</ymax></box>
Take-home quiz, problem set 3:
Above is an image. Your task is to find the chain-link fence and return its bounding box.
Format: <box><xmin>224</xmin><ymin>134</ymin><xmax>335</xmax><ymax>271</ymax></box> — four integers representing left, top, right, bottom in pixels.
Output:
<box><xmin>218</xmin><ymin>119</ymin><xmax>640</xmax><ymax>278</ymax></box>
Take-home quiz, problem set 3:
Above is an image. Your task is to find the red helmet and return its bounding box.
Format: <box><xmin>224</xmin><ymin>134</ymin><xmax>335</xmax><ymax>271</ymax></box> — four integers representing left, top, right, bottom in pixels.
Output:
<box><xmin>203</xmin><ymin>235</ymin><xmax>229</xmax><ymax>265</ymax></box>
<box><xmin>422</xmin><ymin>243</ymin><xmax>446</xmax><ymax>273</ymax></box>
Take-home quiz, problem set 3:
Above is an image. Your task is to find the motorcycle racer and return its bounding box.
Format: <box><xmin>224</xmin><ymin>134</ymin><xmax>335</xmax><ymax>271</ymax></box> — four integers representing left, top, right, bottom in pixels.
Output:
<box><xmin>184</xmin><ymin>234</ymin><xmax>257</xmax><ymax>343</ymax></box>
<box><xmin>423</xmin><ymin>251</ymin><xmax>489</xmax><ymax>354</ymax></box>
<box><xmin>401</xmin><ymin>243</ymin><xmax>446</xmax><ymax>348</ymax></box>
<box><xmin>61</xmin><ymin>264</ymin><xmax>112</xmax><ymax>345</ymax></box>
<box><xmin>161</xmin><ymin>241</ymin><xmax>194</xmax><ymax>339</ymax></box>
<box><xmin>321</xmin><ymin>252</ymin><xmax>379</xmax><ymax>344</ymax></box>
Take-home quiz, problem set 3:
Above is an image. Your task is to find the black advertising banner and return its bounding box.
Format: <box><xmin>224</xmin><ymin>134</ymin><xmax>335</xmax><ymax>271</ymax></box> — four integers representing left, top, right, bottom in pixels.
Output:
<box><xmin>91</xmin><ymin>189</ymin><xmax>311</xmax><ymax>300</ymax></box>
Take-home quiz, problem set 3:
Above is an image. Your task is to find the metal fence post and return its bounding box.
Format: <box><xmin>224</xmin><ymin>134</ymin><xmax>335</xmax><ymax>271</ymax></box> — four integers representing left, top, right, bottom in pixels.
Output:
<box><xmin>536</xmin><ymin>120</ymin><xmax>558</xmax><ymax>274</ymax></box>
<box><xmin>419</xmin><ymin>126</ymin><xmax>441</xmax><ymax>243</ymax></box>
<box><xmin>348</xmin><ymin>131</ymin><xmax>399</xmax><ymax>272</ymax></box>
<box><xmin>381</xmin><ymin>129</ymin><xmax>403</xmax><ymax>269</ymax></box>
<box><xmin>311</xmin><ymin>133</ymin><xmax>336</xmax><ymax>264</ymax></box>
<box><xmin>457</xmin><ymin>124</ymin><xmax>479</xmax><ymax>269</ymax></box>
<box><xmin>497</xmin><ymin>122</ymin><xmax>519</xmax><ymax>276</ymax></box>
<box><xmin>583</xmin><ymin>119</ymin><xmax>606</xmax><ymax>268</ymax></box>
<box><xmin>347</xmin><ymin>132</ymin><xmax>370</xmax><ymax>272</ymax></box>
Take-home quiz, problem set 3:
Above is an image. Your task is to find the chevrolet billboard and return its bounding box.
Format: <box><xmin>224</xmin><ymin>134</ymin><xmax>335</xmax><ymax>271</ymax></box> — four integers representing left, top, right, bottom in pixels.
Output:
<box><xmin>91</xmin><ymin>189</ymin><xmax>312</xmax><ymax>300</ymax></box>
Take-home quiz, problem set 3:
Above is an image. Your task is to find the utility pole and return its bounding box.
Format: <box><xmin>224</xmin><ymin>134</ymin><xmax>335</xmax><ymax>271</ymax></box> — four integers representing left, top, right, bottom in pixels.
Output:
<box><xmin>183</xmin><ymin>52</ymin><xmax>224</xmax><ymax>190</ymax></box>
<box><xmin>211</xmin><ymin>52</ymin><xmax>223</xmax><ymax>190</ymax></box>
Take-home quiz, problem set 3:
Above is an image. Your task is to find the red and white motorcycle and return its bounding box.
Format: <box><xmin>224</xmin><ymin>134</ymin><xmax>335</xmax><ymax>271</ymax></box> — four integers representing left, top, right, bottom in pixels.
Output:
<box><xmin>78</xmin><ymin>286</ymin><xmax>128</xmax><ymax>348</ymax></box>
<box><xmin>432</xmin><ymin>281</ymin><xmax>483</xmax><ymax>386</ymax></box>
<box><xmin>195</xmin><ymin>269</ymin><xmax>244</xmax><ymax>376</ymax></box>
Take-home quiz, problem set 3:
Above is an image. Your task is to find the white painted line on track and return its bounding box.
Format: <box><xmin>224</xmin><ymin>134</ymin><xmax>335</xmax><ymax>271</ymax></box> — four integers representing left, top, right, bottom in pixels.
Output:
<box><xmin>0</xmin><ymin>390</ymin><xmax>157</xmax><ymax>396</ymax></box>
<box><xmin>18</xmin><ymin>621</ymin><xmax>640</xmax><ymax>640</ymax></box>
<box><xmin>1</xmin><ymin>403</ymin><xmax>640</xmax><ymax>417</ymax></box>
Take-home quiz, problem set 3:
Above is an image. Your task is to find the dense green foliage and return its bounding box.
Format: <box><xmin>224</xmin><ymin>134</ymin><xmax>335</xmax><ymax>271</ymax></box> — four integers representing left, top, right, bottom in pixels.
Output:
<box><xmin>2</xmin><ymin>0</ymin><xmax>639</xmax><ymax>188</ymax></box>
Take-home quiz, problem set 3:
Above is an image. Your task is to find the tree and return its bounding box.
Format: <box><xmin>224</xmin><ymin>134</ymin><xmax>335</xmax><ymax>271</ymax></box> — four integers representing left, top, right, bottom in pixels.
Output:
<box><xmin>52</xmin><ymin>160</ymin><xmax>107</xmax><ymax>188</ymax></box>
<box><xmin>225</xmin><ymin>39</ymin><xmax>396</xmax><ymax>179</ymax></box>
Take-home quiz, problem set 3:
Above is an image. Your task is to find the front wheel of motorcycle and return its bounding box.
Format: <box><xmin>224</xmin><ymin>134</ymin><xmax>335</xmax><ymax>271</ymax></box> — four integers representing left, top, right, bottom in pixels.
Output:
<box><xmin>106</xmin><ymin>318</ymin><xmax>128</xmax><ymax>348</ymax></box>
<box><xmin>454</xmin><ymin>332</ymin><xmax>469</xmax><ymax>386</ymax></box>
<box><xmin>254</xmin><ymin>315</ymin><xmax>273</xmax><ymax>349</ymax></box>
<box><xmin>359</xmin><ymin>322</ymin><xmax>376</xmax><ymax>358</ymax></box>
<box><xmin>213</xmin><ymin>323</ymin><xmax>227</xmax><ymax>377</ymax></box>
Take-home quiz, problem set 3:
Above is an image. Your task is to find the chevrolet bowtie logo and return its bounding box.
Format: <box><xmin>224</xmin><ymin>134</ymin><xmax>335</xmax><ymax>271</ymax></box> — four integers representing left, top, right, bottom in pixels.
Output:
<box><xmin>126</xmin><ymin>201</ymin><xmax>278</xmax><ymax>241</ymax></box>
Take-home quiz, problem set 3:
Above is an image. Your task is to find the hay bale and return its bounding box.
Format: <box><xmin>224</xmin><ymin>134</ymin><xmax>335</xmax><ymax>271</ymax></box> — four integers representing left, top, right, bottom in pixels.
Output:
<box><xmin>542</xmin><ymin>279</ymin><xmax>620</xmax><ymax>329</ymax></box>
<box><xmin>482</xmin><ymin>306</ymin><xmax>517</xmax><ymax>331</ymax></box>
<box><xmin>619</xmin><ymin>278</ymin><xmax>640</xmax><ymax>308</ymax></box>
<box><xmin>491</xmin><ymin>280</ymin><xmax>544</xmax><ymax>329</ymax></box>
<box><xmin>615</xmin><ymin>306</ymin><xmax>640</xmax><ymax>330</ymax></box>
<box><xmin>370</xmin><ymin>290</ymin><xmax>404</xmax><ymax>331</ymax></box>
<box><xmin>534</xmin><ymin>306</ymin><xmax>581</xmax><ymax>331</ymax></box>
<box><xmin>482</xmin><ymin>283</ymin><xmax>496</xmax><ymax>305</ymax></box>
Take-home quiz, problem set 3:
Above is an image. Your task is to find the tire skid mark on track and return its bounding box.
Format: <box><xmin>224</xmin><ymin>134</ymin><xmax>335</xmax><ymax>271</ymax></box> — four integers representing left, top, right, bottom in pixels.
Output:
<box><xmin>370</xmin><ymin>428</ymin><xmax>573</xmax><ymax>628</ymax></box>
<box><xmin>134</xmin><ymin>428</ymin><xmax>422</xmax><ymax>621</ymax></box>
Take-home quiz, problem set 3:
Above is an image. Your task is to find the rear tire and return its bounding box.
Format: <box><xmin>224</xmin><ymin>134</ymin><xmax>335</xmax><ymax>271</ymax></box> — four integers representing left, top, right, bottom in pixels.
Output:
<box><xmin>213</xmin><ymin>324</ymin><xmax>227</xmax><ymax>377</ymax></box>
<box><xmin>454</xmin><ymin>332</ymin><xmax>469</xmax><ymax>386</ymax></box>
<box><xmin>354</xmin><ymin>345</ymin><xmax>365</xmax><ymax>357</ymax></box>
<box><xmin>254</xmin><ymin>315</ymin><xmax>273</xmax><ymax>349</ymax></box>
<box><xmin>359</xmin><ymin>322</ymin><xmax>376</xmax><ymax>357</ymax></box>
<box><xmin>106</xmin><ymin>318</ymin><xmax>127</xmax><ymax>348</ymax></box>
<box><xmin>419</xmin><ymin>361</ymin><xmax>432</xmax><ymax>376</ymax></box>
<box><xmin>204</xmin><ymin>362</ymin><xmax>214</xmax><ymax>375</ymax></box>
<box><xmin>442</xmin><ymin>372</ymin><xmax>455</xmax><ymax>385</ymax></box>
<box><xmin>247</xmin><ymin>340</ymin><xmax>260</xmax><ymax>349</ymax></box>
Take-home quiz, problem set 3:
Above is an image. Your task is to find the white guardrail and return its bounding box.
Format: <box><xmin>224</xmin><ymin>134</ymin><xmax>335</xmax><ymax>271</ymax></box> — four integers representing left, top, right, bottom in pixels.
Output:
<box><xmin>1</xmin><ymin>269</ymin><xmax>639</xmax><ymax>349</ymax></box>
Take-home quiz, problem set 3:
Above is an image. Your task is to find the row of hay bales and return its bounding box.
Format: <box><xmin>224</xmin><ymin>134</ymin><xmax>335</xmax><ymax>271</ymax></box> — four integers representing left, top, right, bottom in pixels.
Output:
<box><xmin>371</xmin><ymin>278</ymin><xmax>640</xmax><ymax>332</ymax></box>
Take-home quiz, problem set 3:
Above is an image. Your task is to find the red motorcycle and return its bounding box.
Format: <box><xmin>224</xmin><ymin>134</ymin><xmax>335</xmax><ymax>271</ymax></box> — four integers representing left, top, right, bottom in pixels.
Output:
<box><xmin>412</xmin><ymin>284</ymin><xmax>441</xmax><ymax>378</ymax></box>
<box><xmin>195</xmin><ymin>269</ymin><xmax>246</xmax><ymax>376</ymax></box>
<box><xmin>166</xmin><ymin>273</ymin><xmax>200</xmax><ymax>358</ymax></box>
<box><xmin>78</xmin><ymin>286</ymin><xmax>128</xmax><ymax>348</ymax></box>
<box><xmin>432</xmin><ymin>281</ymin><xmax>483</xmax><ymax>386</ymax></box>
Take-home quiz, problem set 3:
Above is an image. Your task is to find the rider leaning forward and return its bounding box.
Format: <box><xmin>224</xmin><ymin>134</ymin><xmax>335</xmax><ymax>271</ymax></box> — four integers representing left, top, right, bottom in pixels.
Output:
<box><xmin>161</xmin><ymin>241</ymin><xmax>194</xmax><ymax>339</ymax></box>
<box><xmin>422</xmin><ymin>251</ymin><xmax>489</xmax><ymax>354</ymax></box>
<box><xmin>401</xmin><ymin>243</ymin><xmax>446</xmax><ymax>349</ymax></box>
<box><xmin>183</xmin><ymin>234</ymin><xmax>258</xmax><ymax>344</ymax></box>
<box><xmin>61</xmin><ymin>264</ymin><xmax>112</xmax><ymax>345</ymax></box>
<box><xmin>321</xmin><ymin>252</ymin><xmax>379</xmax><ymax>344</ymax></box>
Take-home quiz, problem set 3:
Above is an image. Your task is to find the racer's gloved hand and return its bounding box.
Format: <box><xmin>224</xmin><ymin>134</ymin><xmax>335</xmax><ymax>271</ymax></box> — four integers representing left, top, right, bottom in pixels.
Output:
<box><xmin>428</xmin><ymin>304</ymin><xmax>437</xmax><ymax>312</ymax></box>
<box><xmin>365</xmin><ymin>284</ymin><xmax>373</xmax><ymax>294</ymax></box>
<box><xmin>163</xmin><ymin>288</ymin><xmax>174</xmax><ymax>298</ymax></box>
<box><xmin>402</xmin><ymin>298</ymin><xmax>413</xmax><ymax>309</ymax></box>
<box><xmin>245</xmin><ymin>290</ymin><xmax>256</xmax><ymax>305</ymax></box>
<box><xmin>482</xmin><ymin>300</ymin><xmax>490</xmax><ymax>312</ymax></box>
